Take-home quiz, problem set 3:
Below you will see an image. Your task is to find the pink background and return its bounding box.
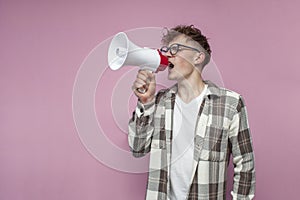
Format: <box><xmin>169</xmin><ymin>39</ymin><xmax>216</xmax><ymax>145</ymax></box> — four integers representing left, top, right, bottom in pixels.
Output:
<box><xmin>1</xmin><ymin>0</ymin><xmax>300</xmax><ymax>199</ymax></box>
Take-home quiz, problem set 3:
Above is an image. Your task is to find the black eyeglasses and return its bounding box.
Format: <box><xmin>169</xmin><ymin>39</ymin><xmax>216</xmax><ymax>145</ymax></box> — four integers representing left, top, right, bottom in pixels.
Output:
<box><xmin>160</xmin><ymin>43</ymin><xmax>200</xmax><ymax>56</ymax></box>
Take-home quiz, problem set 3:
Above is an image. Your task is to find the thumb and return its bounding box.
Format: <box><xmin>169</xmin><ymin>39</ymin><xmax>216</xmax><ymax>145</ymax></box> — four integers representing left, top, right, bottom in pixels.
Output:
<box><xmin>149</xmin><ymin>72</ymin><xmax>156</xmax><ymax>82</ymax></box>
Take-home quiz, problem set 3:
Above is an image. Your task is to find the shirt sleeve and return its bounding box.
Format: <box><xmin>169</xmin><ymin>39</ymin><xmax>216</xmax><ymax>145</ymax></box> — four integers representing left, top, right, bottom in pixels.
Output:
<box><xmin>229</xmin><ymin>96</ymin><xmax>256</xmax><ymax>200</ymax></box>
<box><xmin>128</xmin><ymin>98</ymin><xmax>156</xmax><ymax>158</ymax></box>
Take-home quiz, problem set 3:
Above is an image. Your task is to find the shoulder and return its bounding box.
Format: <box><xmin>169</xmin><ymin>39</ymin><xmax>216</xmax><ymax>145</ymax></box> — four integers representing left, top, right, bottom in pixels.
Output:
<box><xmin>155</xmin><ymin>84</ymin><xmax>177</xmax><ymax>103</ymax></box>
<box><xmin>206</xmin><ymin>81</ymin><xmax>246</xmax><ymax>111</ymax></box>
<box><xmin>219</xmin><ymin>87</ymin><xmax>241</xmax><ymax>100</ymax></box>
<box><xmin>221</xmin><ymin>87</ymin><xmax>247</xmax><ymax>110</ymax></box>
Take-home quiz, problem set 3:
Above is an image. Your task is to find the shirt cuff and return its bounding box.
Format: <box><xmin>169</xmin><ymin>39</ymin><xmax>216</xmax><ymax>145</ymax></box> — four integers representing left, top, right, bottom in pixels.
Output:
<box><xmin>135</xmin><ymin>99</ymin><xmax>155</xmax><ymax>117</ymax></box>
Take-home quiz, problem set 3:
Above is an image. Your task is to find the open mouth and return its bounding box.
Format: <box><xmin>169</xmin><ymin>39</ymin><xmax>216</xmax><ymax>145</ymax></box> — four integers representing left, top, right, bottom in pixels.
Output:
<box><xmin>168</xmin><ymin>62</ymin><xmax>174</xmax><ymax>69</ymax></box>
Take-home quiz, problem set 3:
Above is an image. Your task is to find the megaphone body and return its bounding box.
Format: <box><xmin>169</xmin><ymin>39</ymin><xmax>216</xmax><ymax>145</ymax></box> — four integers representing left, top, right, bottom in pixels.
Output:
<box><xmin>108</xmin><ymin>32</ymin><xmax>168</xmax><ymax>72</ymax></box>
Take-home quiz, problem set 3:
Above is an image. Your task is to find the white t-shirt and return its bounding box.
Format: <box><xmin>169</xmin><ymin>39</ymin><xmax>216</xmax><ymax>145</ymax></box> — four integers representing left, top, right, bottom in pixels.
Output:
<box><xmin>169</xmin><ymin>85</ymin><xmax>207</xmax><ymax>200</ymax></box>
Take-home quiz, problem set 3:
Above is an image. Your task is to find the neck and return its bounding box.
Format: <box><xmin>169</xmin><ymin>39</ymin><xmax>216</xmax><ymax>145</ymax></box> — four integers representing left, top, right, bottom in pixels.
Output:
<box><xmin>177</xmin><ymin>71</ymin><xmax>205</xmax><ymax>103</ymax></box>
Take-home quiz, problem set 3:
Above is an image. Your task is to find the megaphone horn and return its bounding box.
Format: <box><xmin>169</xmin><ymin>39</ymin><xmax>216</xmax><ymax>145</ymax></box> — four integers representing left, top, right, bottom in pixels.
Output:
<box><xmin>108</xmin><ymin>32</ymin><xmax>168</xmax><ymax>72</ymax></box>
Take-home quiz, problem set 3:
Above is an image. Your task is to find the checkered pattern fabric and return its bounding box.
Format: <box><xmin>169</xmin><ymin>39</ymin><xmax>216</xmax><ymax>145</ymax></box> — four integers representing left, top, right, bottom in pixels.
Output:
<box><xmin>128</xmin><ymin>81</ymin><xmax>255</xmax><ymax>200</ymax></box>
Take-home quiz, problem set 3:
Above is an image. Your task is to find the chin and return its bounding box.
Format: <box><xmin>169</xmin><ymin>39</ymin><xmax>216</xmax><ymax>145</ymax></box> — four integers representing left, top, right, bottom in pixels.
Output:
<box><xmin>168</xmin><ymin>74</ymin><xmax>179</xmax><ymax>81</ymax></box>
<box><xmin>167</xmin><ymin>72</ymin><xmax>175</xmax><ymax>80</ymax></box>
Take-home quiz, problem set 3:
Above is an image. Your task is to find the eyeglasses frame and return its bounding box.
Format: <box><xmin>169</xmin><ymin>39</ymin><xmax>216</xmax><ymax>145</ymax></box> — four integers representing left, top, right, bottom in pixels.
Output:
<box><xmin>160</xmin><ymin>43</ymin><xmax>201</xmax><ymax>56</ymax></box>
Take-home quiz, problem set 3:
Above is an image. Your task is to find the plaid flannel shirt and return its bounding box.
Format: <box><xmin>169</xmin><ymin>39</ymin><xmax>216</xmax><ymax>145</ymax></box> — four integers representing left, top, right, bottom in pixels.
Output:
<box><xmin>128</xmin><ymin>80</ymin><xmax>255</xmax><ymax>200</ymax></box>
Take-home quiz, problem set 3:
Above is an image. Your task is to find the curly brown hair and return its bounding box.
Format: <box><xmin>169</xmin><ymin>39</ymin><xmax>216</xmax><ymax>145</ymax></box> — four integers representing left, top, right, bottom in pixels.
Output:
<box><xmin>161</xmin><ymin>25</ymin><xmax>211</xmax><ymax>67</ymax></box>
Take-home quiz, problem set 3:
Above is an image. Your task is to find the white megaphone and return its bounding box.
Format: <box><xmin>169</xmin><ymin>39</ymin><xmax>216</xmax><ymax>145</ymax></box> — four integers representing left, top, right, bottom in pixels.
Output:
<box><xmin>108</xmin><ymin>32</ymin><xmax>168</xmax><ymax>73</ymax></box>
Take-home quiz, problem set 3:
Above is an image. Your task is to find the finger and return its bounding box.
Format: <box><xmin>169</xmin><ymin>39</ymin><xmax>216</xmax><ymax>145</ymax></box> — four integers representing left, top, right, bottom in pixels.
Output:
<box><xmin>134</xmin><ymin>78</ymin><xmax>147</xmax><ymax>87</ymax></box>
<box><xmin>132</xmin><ymin>85</ymin><xmax>147</xmax><ymax>95</ymax></box>
<box><xmin>132</xmin><ymin>85</ymin><xmax>142</xmax><ymax>92</ymax></box>
<box><xmin>139</xmin><ymin>70</ymin><xmax>154</xmax><ymax>78</ymax></box>
<box><xmin>147</xmin><ymin>73</ymin><xmax>156</xmax><ymax>85</ymax></box>
<box><xmin>138</xmin><ymin>69</ymin><xmax>150</xmax><ymax>75</ymax></box>
<box><xmin>149</xmin><ymin>72</ymin><xmax>155</xmax><ymax>81</ymax></box>
<box><xmin>137</xmin><ymin>71</ymin><xmax>149</xmax><ymax>81</ymax></box>
<box><xmin>134</xmin><ymin>83</ymin><xmax>145</xmax><ymax>90</ymax></box>
<box><xmin>133</xmin><ymin>79</ymin><xmax>148</xmax><ymax>91</ymax></box>
<box><xmin>145</xmin><ymin>72</ymin><xmax>154</xmax><ymax>84</ymax></box>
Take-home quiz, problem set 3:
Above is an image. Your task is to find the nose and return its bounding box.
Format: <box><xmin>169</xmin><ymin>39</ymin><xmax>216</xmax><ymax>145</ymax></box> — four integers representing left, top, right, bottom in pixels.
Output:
<box><xmin>166</xmin><ymin>51</ymin><xmax>172</xmax><ymax>57</ymax></box>
<box><xmin>162</xmin><ymin>49</ymin><xmax>174</xmax><ymax>58</ymax></box>
<box><xmin>160</xmin><ymin>47</ymin><xmax>173</xmax><ymax>58</ymax></box>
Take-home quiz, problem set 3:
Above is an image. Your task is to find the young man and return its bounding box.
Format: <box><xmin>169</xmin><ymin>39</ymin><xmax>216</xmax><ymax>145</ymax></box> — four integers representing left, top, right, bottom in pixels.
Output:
<box><xmin>128</xmin><ymin>25</ymin><xmax>255</xmax><ymax>200</ymax></box>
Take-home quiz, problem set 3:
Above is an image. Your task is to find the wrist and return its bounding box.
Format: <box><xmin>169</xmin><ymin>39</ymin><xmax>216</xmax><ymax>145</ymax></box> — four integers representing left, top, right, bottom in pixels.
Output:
<box><xmin>140</xmin><ymin>96</ymin><xmax>155</xmax><ymax>104</ymax></box>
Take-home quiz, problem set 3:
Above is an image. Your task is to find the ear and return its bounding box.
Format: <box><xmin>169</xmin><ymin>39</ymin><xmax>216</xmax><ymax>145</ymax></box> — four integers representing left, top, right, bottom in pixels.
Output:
<box><xmin>194</xmin><ymin>52</ymin><xmax>205</xmax><ymax>65</ymax></box>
